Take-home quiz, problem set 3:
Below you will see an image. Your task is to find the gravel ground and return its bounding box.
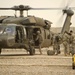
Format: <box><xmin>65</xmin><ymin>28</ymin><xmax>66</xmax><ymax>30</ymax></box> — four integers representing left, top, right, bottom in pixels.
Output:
<box><xmin>0</xmin><ymin>65</ymin><xmax>75</xmax><ymax>75</ymax></box>
<box><xmin>0</xmin><ymin>47</ymin><xmax>75</xmax><ymax>75</ymax></box>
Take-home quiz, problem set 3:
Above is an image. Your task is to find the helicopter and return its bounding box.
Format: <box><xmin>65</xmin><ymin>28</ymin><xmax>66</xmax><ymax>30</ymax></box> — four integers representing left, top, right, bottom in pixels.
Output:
<box><xmin>0</xmin><ymin>4</ymin><xmax>74</xmax><ymax>55</ymax></box>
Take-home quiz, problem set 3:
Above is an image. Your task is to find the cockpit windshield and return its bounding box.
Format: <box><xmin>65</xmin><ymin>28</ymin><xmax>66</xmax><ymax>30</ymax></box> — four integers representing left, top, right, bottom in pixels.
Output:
<box><xmin>4</xmin><ymin>26</ymin><xmax>15</xmax><ymax>35</ymax></box>
<box><xmin>0</xmin><ymin>25</ymin><xmax>15</xmax><ymax>35</ymax></box>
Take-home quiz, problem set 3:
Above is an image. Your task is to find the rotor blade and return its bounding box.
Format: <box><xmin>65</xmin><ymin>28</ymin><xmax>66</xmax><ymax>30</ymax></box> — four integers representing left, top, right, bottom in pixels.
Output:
<box><xmin>0</xmin><ymin>7</ymin><xmax>24</xmax><ymax>10</ymax></box>
<box><xmin>31</xmin><ymin>8</ymin><xmax>63</xmax><ymax>10</ymax></box>
<box><xmin>0</xmin><ymin>8</ymin><xmax>12</xmax><ymax>10</ymax></box>
<box><xmin>0</xmin><ymin>7</ymin><xmax>65</xmax><ymax>10</ymax></box>
<box><xmin>56</xmin><ymin>13</ymin><xmax>64</xmax><ymax>26</ymax></box>
<box><xmin>0</xmin><ymin>7</ymin><xmax>75</xmax><ymax>10</ymax></box>
<box><xmin>66</xmin><ymin>0</ymin><xmax>74</xmax><ymax>7</ymax></box>
<box><xmin>60</xmin><ymin>0</ymin><xmax>66</xmax><ymax>8</ymax></box>
<box><xmin>0</xmin><ymin>6</ymin><xmax>75</xmax><ymax>11</ymax></box>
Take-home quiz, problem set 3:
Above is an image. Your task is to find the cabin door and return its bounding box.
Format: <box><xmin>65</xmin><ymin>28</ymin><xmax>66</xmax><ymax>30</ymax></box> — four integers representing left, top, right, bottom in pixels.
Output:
<box><xmin>41</xmin><ymin>29</ymin><xmax>52</xmax><ymax>47</ymax></box>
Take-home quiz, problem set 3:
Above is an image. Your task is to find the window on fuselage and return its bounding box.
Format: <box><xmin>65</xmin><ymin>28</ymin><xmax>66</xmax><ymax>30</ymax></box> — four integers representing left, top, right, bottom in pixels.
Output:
<box><xmin>3</xmin><ymin>26</ymin><xmax>15</xmax><ymax>35</ymax></box>
<box><xmin>25</xmin><ymin>27</ymin><xmax>33</xmax><ymax>39</ymax></box>
<box><xmin>33</xmin><ymin>28</ymin><xmax>41</xmax><ymax>40</ymax></box>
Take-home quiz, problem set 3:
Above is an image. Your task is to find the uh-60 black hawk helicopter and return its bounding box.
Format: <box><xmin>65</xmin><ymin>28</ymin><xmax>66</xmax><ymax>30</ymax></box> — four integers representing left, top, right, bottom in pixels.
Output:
<box><xmin>0</xmin><ymin>4</ymin><xmax>74</xmax><ymax>55</ymax></box>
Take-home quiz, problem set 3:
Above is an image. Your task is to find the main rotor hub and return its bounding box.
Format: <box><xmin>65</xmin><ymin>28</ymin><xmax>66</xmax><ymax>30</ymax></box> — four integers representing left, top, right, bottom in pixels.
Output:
<box><xmin>13</xmin><ymin>5</ymin><xmax>31</xmax><ymax>11</ymax></box>
<box><xmin>13</xmin><ymin>5</ymin><xmax>32</xmax><ymax>17</ymax></box>
<box><xmin>63</xmin><ymin>8</ymin><xmax>74</xmax><ymax>16</ymax></box>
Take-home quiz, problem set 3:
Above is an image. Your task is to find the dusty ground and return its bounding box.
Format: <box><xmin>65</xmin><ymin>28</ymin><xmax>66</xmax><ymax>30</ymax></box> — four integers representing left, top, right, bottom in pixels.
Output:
<box><xmin>0</xmin><ymin>46</ymin><xmax>75</xmax><ymax>75</ymax></box>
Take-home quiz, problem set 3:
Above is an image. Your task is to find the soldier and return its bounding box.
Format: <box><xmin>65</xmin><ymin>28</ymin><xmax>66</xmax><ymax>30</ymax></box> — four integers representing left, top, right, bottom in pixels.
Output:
<box><xmin>53</xmin><ymin>34</ymin><xmax>60</xmax><ymax>55</ymax></box>
<box><xmin>63</xmin><ymin>31</ymin><xmax>70</xmax><ymax>56</ymax></box>
<box><xmin>35</xmin><ymin>31</ymin><xmax>43</xmax><ymax>54</ymax></box>
<box><xmin>69</xmin><ymin>30</ymin><xmax>75</xmax><ymax>55</ymax></box>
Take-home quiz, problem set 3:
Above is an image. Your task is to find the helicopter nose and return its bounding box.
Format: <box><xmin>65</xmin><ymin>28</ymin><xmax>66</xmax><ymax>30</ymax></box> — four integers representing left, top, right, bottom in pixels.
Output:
<box><xmin>0</xmin><ymin>39</ymin><xmax>3</xmax><ymax>46</ymax></box>
<box><xmin>0</xmin><ymin>37</ymin><xmax>6</xmax><ymax>47</ymax></box>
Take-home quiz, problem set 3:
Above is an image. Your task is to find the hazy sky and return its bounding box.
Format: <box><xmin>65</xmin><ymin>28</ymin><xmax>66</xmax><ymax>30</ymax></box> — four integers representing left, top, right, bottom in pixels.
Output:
<box><xmin>0</xmin><ymin>0</ymin><xmax>75</xmax><ymax>27</ymax></box>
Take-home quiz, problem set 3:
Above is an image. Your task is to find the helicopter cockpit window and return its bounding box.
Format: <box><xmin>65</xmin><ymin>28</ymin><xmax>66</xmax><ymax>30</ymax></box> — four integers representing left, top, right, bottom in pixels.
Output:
<box><xmin>6</xmin><ymin>28</ymin><xmax>12</xmax><ymax>33</ymax></box>
<box><xmin>3</xmin><ymin>26</ymin><xmax>15</xmax><ymax>35</ymax></box>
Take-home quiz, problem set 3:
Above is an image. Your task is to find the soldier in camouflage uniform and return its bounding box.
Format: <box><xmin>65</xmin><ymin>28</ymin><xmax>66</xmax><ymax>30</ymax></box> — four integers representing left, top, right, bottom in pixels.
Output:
<box><xmin>53</xmin><ymin>34</ymin><xmax>60</xmax><ymax>55</ymax></box>
<box><xmin>35</xmin><ymin>31</ymin><xmax>43</xmax><ymax>54</ymax></box>
<box><xmin>69</xmin><ymin>30</ymin><xmax>75</xmax><ymax>55</ymax></box>
<box><xmin>63</xmin><ymin>31</ymin><xmax>71</xmax><ymax>56</ymax></box>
